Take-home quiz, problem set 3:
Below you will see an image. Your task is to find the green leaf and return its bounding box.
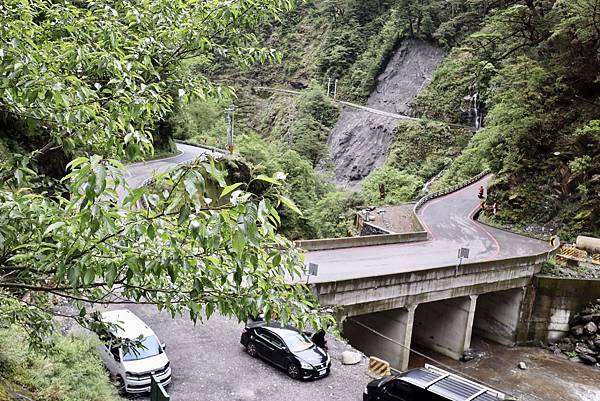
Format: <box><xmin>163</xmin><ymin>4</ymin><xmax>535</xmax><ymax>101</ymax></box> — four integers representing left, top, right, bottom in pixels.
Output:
<box><xmin>232</xmin><ymin>230</ymin><xmax>246</xmax><ymax>254</ymax></box>
<box><xmin>67</xmin><ymin>157</ymin><xmax>89</xmax><ymax>170</ymax></box>
<box><xmin>205</xmin><ymin>303</ymin><xmax>215</xmax><ymax>319</ymax></box>
<box><xmin>255</xmin><ymin>174</ymin><xmax>280</xmax><ymax>185</ymax></box>
<box><xmin>220</xmin><ymin>182</ymin><xmax>244</xmax><ymax>199</ymax></box>
<box><xmin>178</xmin><ymin>205</ymin><xmax>191</xmax><ymax>226</ymax></box>
<box><xmin>184</xmin><ymin>175</ymin><xmax>198</xmax><ymax>197</ymax></box>
<box><xmin>14</xmin><ymin>169</ymin><xmax>23</xmax><ymax>186</ymax></box>
<box><xmin>83</xmin><ymin>268</ymin><xmax>95</xmax><ymax>286</ymax></box>
<box><xmin>167</xmin><ymin>263</ymin><xmax>177</xmax><ymax>282</ymax></box>
<box><xmin>277</xmin><ymin>195</ymin><xmax>302</xmax><ymax>216</ymax></box>
<box><xmin>105</xmin><ymin>265</ymin><xmax>118</xmax><ymax>287</ymax></box>
<box><xmin>147</xmin><ymin>223</ymin><xmax>155</xmax><ymax>240</ymax></box>
<box><xmin>44</xmin><ymin>222</ymin><xmax>66</xmax><ymax>236</ymax></box>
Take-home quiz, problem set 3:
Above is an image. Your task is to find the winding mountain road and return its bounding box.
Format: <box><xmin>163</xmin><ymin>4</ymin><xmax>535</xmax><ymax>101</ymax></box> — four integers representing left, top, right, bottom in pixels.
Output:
<box><xmin>127</xmin><ymin>143</ymin><xmax>551</xmax><ymax>284</ymax></box>
<box><xmin>305</xmin><ymin>176</ymin><xmax>552</xmax><ymax>283</ymax></box>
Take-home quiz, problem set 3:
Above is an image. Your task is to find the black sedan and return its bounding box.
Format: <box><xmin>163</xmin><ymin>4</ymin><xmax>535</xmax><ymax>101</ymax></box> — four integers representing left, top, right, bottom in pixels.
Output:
<box><xmin>240</xmin><ymin>321</ymin><xmax>331</xmax><ymax>380</ymax></box>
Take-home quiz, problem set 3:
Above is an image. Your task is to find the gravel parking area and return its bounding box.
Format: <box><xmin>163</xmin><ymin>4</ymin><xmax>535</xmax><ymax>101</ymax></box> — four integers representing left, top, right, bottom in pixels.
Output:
<box><xmin>118</xmin><ymin>304</ymin><xmax>370</xmax><ymax>401</ymax></box>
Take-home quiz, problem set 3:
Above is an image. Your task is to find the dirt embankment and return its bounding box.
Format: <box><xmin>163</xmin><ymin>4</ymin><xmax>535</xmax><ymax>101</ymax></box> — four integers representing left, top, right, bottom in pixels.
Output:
<box><xmin>327</xmin><ymin>39</ymin><xmax>446</xmax><ymax>187</ymax></box>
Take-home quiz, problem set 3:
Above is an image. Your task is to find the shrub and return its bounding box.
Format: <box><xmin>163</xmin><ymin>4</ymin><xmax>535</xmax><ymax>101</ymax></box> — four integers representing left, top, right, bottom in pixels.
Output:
<box><xmin>0</xmin><ymin>327</ymin><xmax>122</xmax><ymax>401</ymax></box>
<box><xmin>361</xmin><ymin>166</ymin><xmax>423</xmax><ymax>205</ymax></box>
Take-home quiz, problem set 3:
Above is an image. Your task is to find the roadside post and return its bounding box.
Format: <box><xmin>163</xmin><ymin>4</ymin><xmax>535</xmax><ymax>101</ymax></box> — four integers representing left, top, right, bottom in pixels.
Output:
<box><xmin>456</xmin><ymin>247</ymin><xmax>469</xmax><ymax>275</ymax></box>
<box><xmin>150</xmin><ymin>375</ymin><xmax>170</xmax><ymax>401</ymax></box>
<box><xmin>306</xmin><ymin>262</ymin><xmax>319</xmax><ymax>284</ymax></box>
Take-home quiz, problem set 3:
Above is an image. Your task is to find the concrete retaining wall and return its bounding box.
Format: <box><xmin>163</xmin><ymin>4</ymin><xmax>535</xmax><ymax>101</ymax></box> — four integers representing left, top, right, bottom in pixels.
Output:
<box><xmin>522</xmin><ymin>275</ymin><xmax>600</xmax><ymax>343</ymax></box>
<box><xmin>297</xmin><ymin>231</ymin><xmax>428</xmax><ymax>251</ymax></box>
<box><xmin>361</xmin><ymin>222</ymin><xmax>392</xmax><ymax>236</ymax></box>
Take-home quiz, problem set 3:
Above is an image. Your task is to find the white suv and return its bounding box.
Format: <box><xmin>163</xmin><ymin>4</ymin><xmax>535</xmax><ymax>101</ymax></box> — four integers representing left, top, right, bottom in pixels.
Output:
<box><xmin>97</xmin><ymin>309</ymin><xmax>172</xmax><ymax>393</ymax></box>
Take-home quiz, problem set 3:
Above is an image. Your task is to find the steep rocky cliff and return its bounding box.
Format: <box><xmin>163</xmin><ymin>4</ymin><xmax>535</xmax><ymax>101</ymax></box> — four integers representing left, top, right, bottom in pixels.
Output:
<box><xmin>327</xmin><ymin>39</ymin><xmax>445</xmax><ymax>186</ymax></box>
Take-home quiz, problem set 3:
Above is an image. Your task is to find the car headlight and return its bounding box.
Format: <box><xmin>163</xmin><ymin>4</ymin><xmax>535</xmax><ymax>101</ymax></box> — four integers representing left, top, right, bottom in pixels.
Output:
<box><xmin>364</xmin><ymin>387</ymin><xmax>368</xmax><ymax>395</ymax></box>
<box><xmin>299</xmin><ymin>360</ymin><xmax>313</xmax><ymax>369</ymax></box>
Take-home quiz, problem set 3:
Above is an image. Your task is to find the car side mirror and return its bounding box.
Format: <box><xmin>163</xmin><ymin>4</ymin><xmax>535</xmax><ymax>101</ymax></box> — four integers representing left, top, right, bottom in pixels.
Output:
<box><xmin>161</xmin><ymin>343</ymin><xmax>166</xmax><ymax>350</ymax></box>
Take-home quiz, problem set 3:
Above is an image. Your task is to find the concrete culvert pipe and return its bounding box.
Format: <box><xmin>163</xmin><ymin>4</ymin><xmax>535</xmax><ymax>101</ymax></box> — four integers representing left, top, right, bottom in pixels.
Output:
<box><xmin>576</xmin><ymin>236</ymin><xmax>600</xmax><ymax>253</ymax></box>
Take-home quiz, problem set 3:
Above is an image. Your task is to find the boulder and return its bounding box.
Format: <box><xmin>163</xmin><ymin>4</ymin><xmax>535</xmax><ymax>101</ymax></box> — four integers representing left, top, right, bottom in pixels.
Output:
<box><xmin>575</xmin><ymin>343</ymin><xmax>597</xmax><ymax>356</ymax></box>
<box><xmin>578</xmin><ymin>353</ymin><xmax>597</xmax><ymax>365</ymax></box>
<box><xmin>584</xmin><ymin>321</ymin><xmax>598</xmax><ymax>335</ymax></box>
<box><xmin>341</xmin><ymin>351</ymin><xmax>361</xmax><ymax>365</ymax></box>
<box><xmin>558</xmin><ymin>338</ymin><xmax>575</xmax><ymax>353</ymax></box>
<box><xmin>571</xmin><ymin>325</ymin><xmax>585</xmax><ymax>336</ymax></box>
<box><xmin>593</xmin><ymin>339</ymin><xmax>600</xmax><ymax>350</ymax></box>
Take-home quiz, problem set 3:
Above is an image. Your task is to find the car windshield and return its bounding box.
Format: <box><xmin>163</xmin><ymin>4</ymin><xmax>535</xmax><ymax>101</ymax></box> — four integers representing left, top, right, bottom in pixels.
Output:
<box><xmin>122</xmin><ymin>335</ymin><xmax>162</xmax><ymax>361</ymax></box>
<box><xmin>284</xmin><ymin>333</ymin><xmax>313</xmax><ymax>352</ymax></box>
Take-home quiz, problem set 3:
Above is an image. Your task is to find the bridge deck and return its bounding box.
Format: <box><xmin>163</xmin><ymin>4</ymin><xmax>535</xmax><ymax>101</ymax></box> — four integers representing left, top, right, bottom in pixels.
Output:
<box><xmin>305</xmin><ymin>177</ymin><xmax>551</xmax><ymax>283</ymax></box>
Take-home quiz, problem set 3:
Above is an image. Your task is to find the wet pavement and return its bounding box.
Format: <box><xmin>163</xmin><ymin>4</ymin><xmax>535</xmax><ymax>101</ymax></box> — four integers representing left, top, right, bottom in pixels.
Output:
<box><xmin>409</xmin><ymin>337</ymin><xmax>600</xmax><ymax>401</ymax></box>
<box><xmin>306</xmin><ymin>176</ymin><xmax>552</xmax><ymax>283</ymax></box>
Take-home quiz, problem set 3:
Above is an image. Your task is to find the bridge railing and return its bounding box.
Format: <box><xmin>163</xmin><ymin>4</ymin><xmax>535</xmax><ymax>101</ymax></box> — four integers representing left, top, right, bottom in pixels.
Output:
<box><xmin>413</xmin><ymin>169</ymin><xmax>491</xmax><ymax>214</ymax></box>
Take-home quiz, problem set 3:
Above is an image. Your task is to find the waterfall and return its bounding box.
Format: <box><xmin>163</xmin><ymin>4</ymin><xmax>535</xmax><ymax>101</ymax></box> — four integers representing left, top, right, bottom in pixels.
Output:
<box><xmin>421</xmin><ymin>168</ymin><xmax>446</xmax><ymax>193</ymax></box>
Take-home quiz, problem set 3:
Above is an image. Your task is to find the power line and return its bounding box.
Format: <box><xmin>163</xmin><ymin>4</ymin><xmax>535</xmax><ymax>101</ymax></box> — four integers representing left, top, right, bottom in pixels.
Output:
<box><xmin>346</xmin><ymin>317</ymin><xmax>505</xmax><ymax>393</ymax></box>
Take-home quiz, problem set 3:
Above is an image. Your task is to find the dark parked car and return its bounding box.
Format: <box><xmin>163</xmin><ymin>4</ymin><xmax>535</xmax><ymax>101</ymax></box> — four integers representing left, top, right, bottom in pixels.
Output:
<box><xmin>364</xmin><ymin>364</ymin><xmax>513</xmax><ymax>401</ymax></box>
<box><xmin>240</xmin><ymin>321</ymin><xmax>331</xmax><ymax>380</ymax></box>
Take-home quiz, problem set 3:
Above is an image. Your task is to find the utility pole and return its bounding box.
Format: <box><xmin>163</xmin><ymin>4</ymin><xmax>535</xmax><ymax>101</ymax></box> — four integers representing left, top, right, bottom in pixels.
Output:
<box><xmin>333</xmin><ymin>79</ymin><xmax>338</xmax><ymax>100</ymax></box>
<box><xmin>286</xmin><ymin>105</ymin><xmax>295</xmax><ymax>148</ymax></box>
<box><xmin>225</xmin><ymin>104</ymin><xmax>237</xmax><ymax>155</ymax></box>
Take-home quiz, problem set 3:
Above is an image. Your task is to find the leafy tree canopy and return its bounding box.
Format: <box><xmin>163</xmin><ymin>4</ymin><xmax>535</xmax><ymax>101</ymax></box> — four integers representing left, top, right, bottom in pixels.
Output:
<box><xmin>0</xmin><ymin>0</ymin><xmax>331</xmax><ymax>348</ymax></box>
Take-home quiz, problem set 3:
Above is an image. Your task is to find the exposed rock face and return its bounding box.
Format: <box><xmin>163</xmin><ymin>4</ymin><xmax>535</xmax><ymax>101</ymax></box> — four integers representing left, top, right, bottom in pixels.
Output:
<box><xmin>327</xmin><ymin>39</ymin><xmax>446</xmax><ymax>187</ymax></box>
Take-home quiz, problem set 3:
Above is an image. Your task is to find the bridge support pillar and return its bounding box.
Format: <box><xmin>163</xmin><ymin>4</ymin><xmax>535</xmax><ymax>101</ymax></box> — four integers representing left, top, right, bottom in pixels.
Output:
<box><xmin>343</xmin><ymin>306</ymin><xmax>416</xmax><ymax>371</ymax></box>
<box><xmin>412</xmin><ymin>295</ymin><xmax>478</xmax><ymax>360</ymax></box>
<box><xmin>474</xmin><ymin>288</ymin><xmax>524</xmax><ymax>345</ymax></box>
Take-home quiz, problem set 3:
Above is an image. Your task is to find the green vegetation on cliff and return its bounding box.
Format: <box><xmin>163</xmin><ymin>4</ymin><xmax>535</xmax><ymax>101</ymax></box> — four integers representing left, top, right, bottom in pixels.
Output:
<box><xmin>413</xmin><ymin>0</ymin><xmax>600</xmax><ymax>239</ymax></box>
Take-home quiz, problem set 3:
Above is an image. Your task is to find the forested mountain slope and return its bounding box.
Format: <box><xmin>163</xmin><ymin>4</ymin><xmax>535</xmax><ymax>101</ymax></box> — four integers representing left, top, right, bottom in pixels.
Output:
<box><xmin>233</xmin><ymin>0</ymin><xmax>600</xmax><ymax>240</ymax></box>
<box><xmin>413</xmin><ymin>0</ymin><xmax>600</xmax><ymax>239</ymax></box>
<box><xmin>177</xmin><ymin>0</ymin><xmax>502</xmax><ymax>238</ymax></box>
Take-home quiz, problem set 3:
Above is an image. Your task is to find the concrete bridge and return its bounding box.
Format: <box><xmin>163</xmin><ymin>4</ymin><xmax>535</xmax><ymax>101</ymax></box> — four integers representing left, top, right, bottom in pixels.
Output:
<box><xmin>128</xmin><ymin>143</ymin><xmax>555</xmax><ymax>371</ymax></box>
<box><xmin>303</xmin><ymin>176</ymin><xmax>553</xmax><ymax>370</ymax></box>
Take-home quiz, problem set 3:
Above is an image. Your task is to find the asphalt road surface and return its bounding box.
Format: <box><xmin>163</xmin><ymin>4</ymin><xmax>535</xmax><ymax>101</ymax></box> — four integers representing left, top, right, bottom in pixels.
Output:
<box><xmin>304</xmin><ymin>176</ymin><xmax>553</xmax><ymax>283</ymax></box>
<box><xmin>125</xmin><ymin>143</ymin><xmax>223</xmax><ymax>189</ymax></box>
<box><xmin>127</xmin><ymin>144</ymin><xmax>551</xmax><ymax>284</ymax></box>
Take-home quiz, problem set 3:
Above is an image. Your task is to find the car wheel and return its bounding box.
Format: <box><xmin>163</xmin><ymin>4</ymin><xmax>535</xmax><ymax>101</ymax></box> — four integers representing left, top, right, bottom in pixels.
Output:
<box><xmin>287</xmin><ymin>362</ymin><xmax>301</xmax><ymax>380</ymax></box>
<box><xmin>246</xmin><ymin>341</ymin><xmax>258</xmax><ymax>357</ymax></box>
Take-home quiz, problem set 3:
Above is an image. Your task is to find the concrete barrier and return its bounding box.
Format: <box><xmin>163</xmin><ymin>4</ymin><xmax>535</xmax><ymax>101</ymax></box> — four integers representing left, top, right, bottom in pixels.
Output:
<box><xmin>413</xmin><ymin>170</ymin><xmax>491</xmax><ymax>214</ymax></box>
<box><xmin>367</xmin><ymin>356</ymin><xmax>391</xmax><ymax>379</ymax></box>
<box><xmin>297</xmin><ymin>231</ymin><xmax>428</xmax><ymax>251</ymax></box>
<box><xmin>576</xmin><ymin>235</ymin><xmax>600</xmax><ymax>253</ymax></box>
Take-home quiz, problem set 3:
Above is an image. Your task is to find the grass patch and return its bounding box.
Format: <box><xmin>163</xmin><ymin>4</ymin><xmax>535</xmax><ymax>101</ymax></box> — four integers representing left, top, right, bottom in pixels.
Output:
<box><xmin>0</xmin><ymin>326</ymin><xmax>123</xmax><ymax>401</ymax></box>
